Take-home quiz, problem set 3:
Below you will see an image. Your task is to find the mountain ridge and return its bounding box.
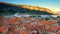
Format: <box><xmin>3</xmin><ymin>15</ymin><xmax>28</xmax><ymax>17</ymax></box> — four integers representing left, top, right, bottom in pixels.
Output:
<box><xmin>0</xmin><ymin>2</ymin><xmax>59</xmax><ymax>16</ymax></box>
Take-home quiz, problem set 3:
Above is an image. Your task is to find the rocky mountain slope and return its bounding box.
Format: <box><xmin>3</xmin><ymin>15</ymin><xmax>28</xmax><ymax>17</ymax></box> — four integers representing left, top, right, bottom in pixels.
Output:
<box><xmin>0</xmin><ymin>2</ymin><xmax>59</xmax><ymax>16</ymax></box>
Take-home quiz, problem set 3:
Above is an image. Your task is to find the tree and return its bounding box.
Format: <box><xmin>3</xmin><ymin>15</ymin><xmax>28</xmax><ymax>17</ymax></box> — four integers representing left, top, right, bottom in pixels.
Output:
<box><xmin>45</xmin><ymin>17</ymin><xmax>51</xmax><ymax>20</ymax></box>
<box><xmin>57</xmin><ymin>21</ymin><xmax>60</xmax><ymax>25</ymax></box>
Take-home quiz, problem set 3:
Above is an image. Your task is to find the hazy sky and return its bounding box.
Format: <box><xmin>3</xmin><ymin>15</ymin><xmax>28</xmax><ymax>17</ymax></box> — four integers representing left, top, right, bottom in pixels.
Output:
<box><xmin>0</xmin><ymin>0</ymin><xmax>60</xmax><ymax>12</ymax></box>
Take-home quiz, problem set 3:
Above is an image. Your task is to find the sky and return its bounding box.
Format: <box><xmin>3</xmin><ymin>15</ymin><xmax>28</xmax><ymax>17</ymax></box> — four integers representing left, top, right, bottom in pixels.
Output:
<box><xmin>0</xmin><ymin>0</ymin><xmax>60</xmax><ymax>12</ymax></box>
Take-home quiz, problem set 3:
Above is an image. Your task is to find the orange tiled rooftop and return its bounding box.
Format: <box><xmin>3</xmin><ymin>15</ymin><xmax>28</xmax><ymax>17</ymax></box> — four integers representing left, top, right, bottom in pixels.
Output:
<box><xmin>0</xmin><ymin>16</ymin><xmax>60</xmax><ymax>34</ymax></box>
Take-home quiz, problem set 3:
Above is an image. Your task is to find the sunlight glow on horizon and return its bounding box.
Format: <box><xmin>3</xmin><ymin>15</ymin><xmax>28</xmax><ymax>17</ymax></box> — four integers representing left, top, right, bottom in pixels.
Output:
<box><xmin>39</xmin><ymin>6</ymin><xmax>60</xmax><ymax>12</ymax></box>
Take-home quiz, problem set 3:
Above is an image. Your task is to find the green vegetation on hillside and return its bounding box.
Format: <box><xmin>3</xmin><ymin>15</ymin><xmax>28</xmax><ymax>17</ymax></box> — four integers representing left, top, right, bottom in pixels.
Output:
<box><xmin>0</xmin><ymin>3</ymin><xmax>54</xmax><ymax>16</ymax></box>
